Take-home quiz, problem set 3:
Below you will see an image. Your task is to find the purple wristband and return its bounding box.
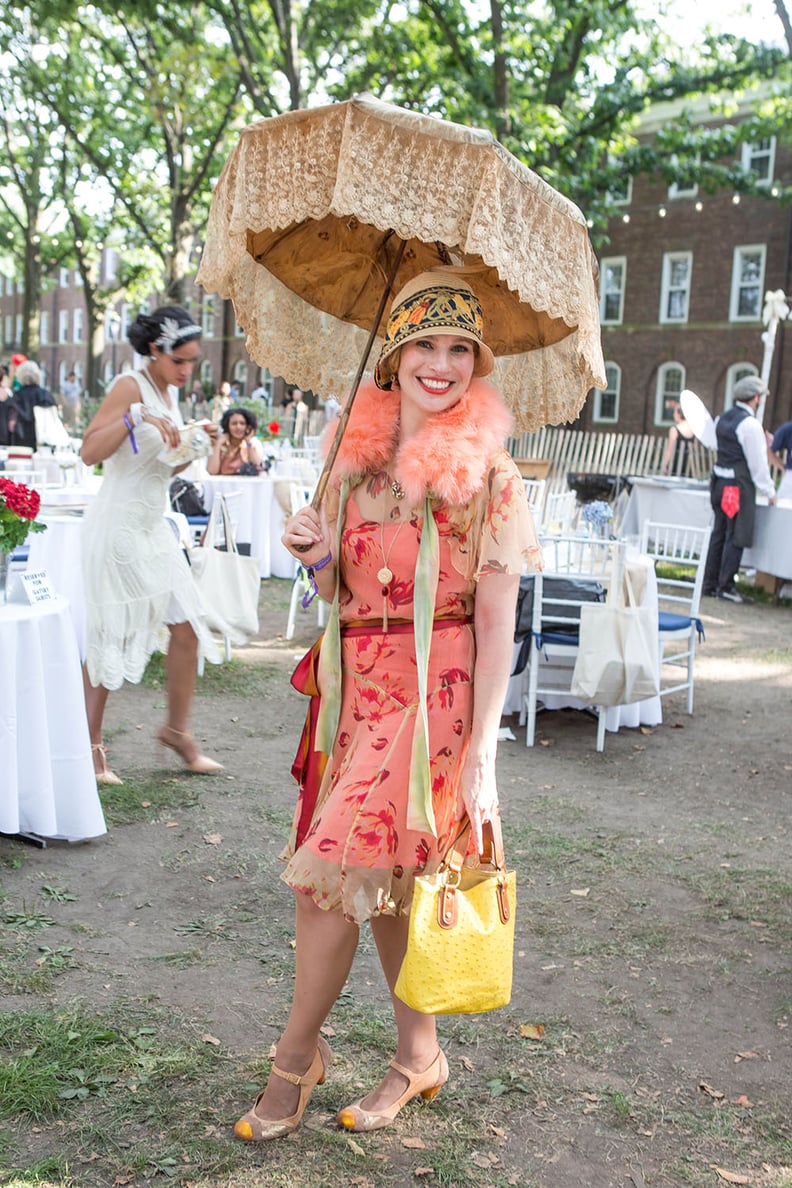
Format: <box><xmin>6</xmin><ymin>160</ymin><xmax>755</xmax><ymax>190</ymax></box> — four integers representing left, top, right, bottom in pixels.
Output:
<box><xmin>301</xmin><ymin>551</ymin><xmax>333</xmax><ymax>608</ymax></box>
<box><xmin>123</xmin><ymin>414</ymin><xmax>139</xmax><ymax>454</ymax></box>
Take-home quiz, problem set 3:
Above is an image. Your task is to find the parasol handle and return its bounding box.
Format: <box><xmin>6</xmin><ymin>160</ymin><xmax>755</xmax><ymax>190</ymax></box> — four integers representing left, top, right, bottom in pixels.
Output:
<box><xmin>294</xmin><ymin>237</ymin><xmax>406</xmax><ymax>551</ymax></box>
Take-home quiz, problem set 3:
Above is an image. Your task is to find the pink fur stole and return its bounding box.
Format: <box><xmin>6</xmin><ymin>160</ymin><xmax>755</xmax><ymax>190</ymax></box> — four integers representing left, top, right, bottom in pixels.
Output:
<box><xmin>325</xmin><ymin>378</ymin><xmax>514</xmax><ymax>506</ymax></box>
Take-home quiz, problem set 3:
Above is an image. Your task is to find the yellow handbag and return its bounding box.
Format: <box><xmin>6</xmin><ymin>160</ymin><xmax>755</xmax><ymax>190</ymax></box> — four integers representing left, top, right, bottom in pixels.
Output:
<box><xmin>394</xmin><ymin>816</ymin><xmax>516</xmax><ymax>1015</ymax></box>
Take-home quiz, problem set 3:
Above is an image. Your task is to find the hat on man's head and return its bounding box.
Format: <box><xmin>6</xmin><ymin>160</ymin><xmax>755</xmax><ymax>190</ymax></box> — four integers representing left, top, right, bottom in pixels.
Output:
<box><xmin>733</xmin><ymin>376</ymin><xmax>768</xmax><ymax>403</ymax></box>
<box><xmin>374</xmin><ymin>270</ymin><xmax>495</xmax><ymax>390</ymax></box>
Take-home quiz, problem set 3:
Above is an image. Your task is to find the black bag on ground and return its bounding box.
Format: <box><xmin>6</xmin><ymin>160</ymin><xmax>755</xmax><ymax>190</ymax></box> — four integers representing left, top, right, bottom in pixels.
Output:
<box><xmin>169</xmin><ymin>477</ymin><xmax>207</xmax><ymax>517</ymax></box>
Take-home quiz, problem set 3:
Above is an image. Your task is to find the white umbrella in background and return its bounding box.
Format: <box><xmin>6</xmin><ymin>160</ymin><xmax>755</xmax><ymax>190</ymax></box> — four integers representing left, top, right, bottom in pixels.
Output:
<box><xmin>758</xmin><ymin>289</ymin><xmax>791</xmax><ymax>426</ymax></box>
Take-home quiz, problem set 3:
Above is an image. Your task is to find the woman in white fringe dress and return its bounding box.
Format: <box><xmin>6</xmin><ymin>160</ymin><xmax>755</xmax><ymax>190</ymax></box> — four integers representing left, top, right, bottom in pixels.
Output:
<box><xmin>80</xmin><ymin>306</ymin><xmax>223</xmax><ymax>785</ymax></box>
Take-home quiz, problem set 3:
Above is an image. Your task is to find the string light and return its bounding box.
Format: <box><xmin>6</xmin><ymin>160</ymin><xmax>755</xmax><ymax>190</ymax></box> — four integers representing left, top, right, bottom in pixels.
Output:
<box><xmin>695</xmin><ymin>201</ymin><xmax>703</xmax><ymax>211</ymax></box>
<box><xmin>622</xmin><ymin>213</ymin><xmax>630</xmax><ymax>223</ymax></box>
<box><xmin>658</xmin><ymin>206</ymin><xmax>667</xmax><ymax>218</ymax></box>
<box><xmin>732</xmin><ymin>194</ymin><xmax>741</xmax><ymax>204</ymax></box>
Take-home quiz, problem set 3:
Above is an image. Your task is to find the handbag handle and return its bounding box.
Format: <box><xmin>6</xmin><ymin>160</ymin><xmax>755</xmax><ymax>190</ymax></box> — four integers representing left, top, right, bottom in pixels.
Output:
<box><xmin>204</xmin><ymin>495</ymin><xmax>238</xmax><ymax>554</ymax></box>
<box><xmin>437</xmin><ymin>814</ymin><xmax>511</xmax><ymax>930</ymax></box>
<box><xmin>441</xmin><ymin>814</ymin><xmax>507</xmax><ymax>876</ymax></box>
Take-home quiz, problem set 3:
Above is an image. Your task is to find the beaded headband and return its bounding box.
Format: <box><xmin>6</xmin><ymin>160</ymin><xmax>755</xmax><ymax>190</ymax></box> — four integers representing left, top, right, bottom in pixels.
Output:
<box><xmin>154</xmin><ymin>316</ymin><xmax>203</xmax><ymax>354</ymax></box>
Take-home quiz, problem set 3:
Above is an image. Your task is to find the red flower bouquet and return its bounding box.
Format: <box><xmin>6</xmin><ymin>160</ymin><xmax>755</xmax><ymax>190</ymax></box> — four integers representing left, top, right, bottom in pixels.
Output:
<box><xmin>267</xmin><ymin>420</ymin><xmax>281</xmax><ymax>437</ymax></box>
<box><xmin>0</xmin><ymin>477</ymin><xmax>47</xmax><ymax>553</ymax></box>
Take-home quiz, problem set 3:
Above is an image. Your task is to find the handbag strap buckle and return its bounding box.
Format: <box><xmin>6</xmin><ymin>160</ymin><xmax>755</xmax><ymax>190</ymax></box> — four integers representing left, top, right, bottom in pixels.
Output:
<box><xmin>437</xmin><ymin>884</ymin><xmax>458</xmax><ymax>930</ymax></box>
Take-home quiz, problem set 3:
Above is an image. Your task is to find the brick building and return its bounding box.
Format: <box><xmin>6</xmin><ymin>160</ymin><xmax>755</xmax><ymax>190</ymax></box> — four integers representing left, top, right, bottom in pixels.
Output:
<box><xmin>589</xmin><ymin>91</ymin><xmax>792</xmax><ymax>439</ymax></box>
<box><xmin>0</xmin><ymin>255</ymin><xmax>288</xmax><ymax>407</ymax></box>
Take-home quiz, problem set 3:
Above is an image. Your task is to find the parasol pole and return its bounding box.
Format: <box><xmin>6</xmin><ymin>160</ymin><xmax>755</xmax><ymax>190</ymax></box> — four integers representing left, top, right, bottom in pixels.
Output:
<box><xmin>758</xmin><ymin>288</ymin><xmax>790</xmax><ymax>426</ymax></box>
<box><xmin>295</xmin><ymin>237</ymin><xmax>406</xmax><ymax>546</ymax></box>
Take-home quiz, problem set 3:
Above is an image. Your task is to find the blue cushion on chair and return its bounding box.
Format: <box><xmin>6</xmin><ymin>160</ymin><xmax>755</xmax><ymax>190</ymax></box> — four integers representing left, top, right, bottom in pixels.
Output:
<box><xmin>533</xmin><ymin>628</ymin><xmax>581</xmax><ymax>649</ymax></box>
<box><xmin>658</xmin><ymin>611</ymin><xmax>704</xmax><ymax>640</ymax></box>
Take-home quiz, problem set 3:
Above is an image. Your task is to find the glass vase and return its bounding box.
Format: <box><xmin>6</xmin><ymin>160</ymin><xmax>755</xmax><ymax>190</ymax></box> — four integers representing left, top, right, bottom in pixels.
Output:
<box><xmin>0</xmin><ymin>550</ymin><xmax>9</xmax><ymax>605</ymax></box>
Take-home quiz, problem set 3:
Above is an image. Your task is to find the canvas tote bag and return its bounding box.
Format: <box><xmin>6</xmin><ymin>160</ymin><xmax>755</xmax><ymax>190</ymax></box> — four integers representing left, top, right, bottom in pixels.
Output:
<box><xmin>394</xmin><ymin>816</ymin><xmax>516</xmax><ymax>1015</ymax></box>
<box><xmin>570</xmin><ymin>568</ymin><xmax>659</xmax><ymax>707</ymax></box>
<box><xmin>189</xmin><ymin>495</ymin><xmax>260</xmax><ymax>643</ymax></box>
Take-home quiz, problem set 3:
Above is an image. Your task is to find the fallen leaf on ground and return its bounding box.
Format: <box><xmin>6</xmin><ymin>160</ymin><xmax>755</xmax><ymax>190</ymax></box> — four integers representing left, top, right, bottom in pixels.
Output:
<box><xmin>489</xmin><ymin>1124</ymin><xmax>507</xmax><ymax>1136</ymax></box>
<box><xmin>639</xmin><ymin>726</ymin><xmax>654</xmax><ymax>735</ymax></box>
<box><xmin>461</xmin><ymin>1055</ymin><xmax>475</xmax><ymax>1071</ymax></box>
<box><xmin>697</xmin><ymin>1081</ymin><xmax>725</xmax><ymax>1100</ymax></box>
<box><xmin>347</xmin><ymin>1138</ymin><xmax>366</xmax><ymax>1156</ymax></box>
<box><xmin>165</xmin><ymin>821</ymin><xmax>179</xmax><ymax>828</ymax></box>
<box><xmin>320</xmin><ymin>1023</ymin><xmax>336</xmax><ymax>1037</ymax></box>
<box><xmin>201</xmin><ymin>1034</ymin><xmax>220</xmax><ymax>1046</ymax></box>
<box><xmin>203</xmin><ymin>833</ymin><xmax>223</xmax><ymax>845</ymax></box>
<box><xmin>414</xmin><ymin>1169</ymin><xmax>434</xmax><ymax>1178</ymax></box>
<box><xmin>734</xmin><ymin>1051</ymin><xmax>759</xmax><ymax>1062</ymax></box>
<box><xmin>750</xmin><ymin>920</ymin><xmax>768</xmax><ymax>928</ymax></box>
<box><xmin>570</xmin><ymin>888</ymin><xmax>590</xmax><ymax>897</ymax></box>
<box><xmin>710</xmin><ymin>1167</ymin><xmax>750</xmax><ymax>1184</ymax></box>
<box><xmin>733</xmin><ymin>1095</ymin><xmax>754</xmax><ymax>1107</ymax></box>
<box><xmin>520</xmin><ymin>1023</ymin><xmax>545</xmax><ymax>1040</ymax></box>
<box><xmin>402</xmin><ymin>1137</ymin><xmax>427</xmax><ymax>1149</ymax></box>
<box><xmin>141</xmin><ymin>800</ymin><xmax>151</xmax><ymax>808</ymax></box>
<box><xmin>539</xmin><ymin>738</ymin><xmax>551</xmax><ymax>746</ymax></box>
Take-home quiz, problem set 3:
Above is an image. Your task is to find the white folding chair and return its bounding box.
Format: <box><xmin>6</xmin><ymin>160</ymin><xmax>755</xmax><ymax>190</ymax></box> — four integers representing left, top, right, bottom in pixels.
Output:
<box><xmin>639</xmin><ymin>521</ymin><xmax>712</xmax><ymax>714</ymax></box>
<box><xmin>540</xmin><ymin>490</ymin><xmax>578</xmax><ymax>533</ymax></box>
<box><xmin>521</xmin><ymin>478</ymin><xmax>546</xmax><ymax>522</ymax></box>
<box><xmin>522</xmin><ymin>537</ymin><xmax>626</xmax><ymax>752</ymax></box>
<box><xmin>285</xmin><ymin>482</ymin><xmax>328</xmax><ymax>640</ymax></box>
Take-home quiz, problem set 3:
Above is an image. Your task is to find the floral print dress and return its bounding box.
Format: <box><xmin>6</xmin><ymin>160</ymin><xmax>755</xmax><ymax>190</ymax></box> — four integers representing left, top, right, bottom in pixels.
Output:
<box><xmin>281</xmin><ymin>451</ymin><xmax>539</xmax><ymax>924</ymax></box>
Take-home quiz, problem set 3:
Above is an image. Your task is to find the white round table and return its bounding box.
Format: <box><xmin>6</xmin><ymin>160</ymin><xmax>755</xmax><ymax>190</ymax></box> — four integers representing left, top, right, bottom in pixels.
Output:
<box><xmin>0</xmin><ymin>596</ymin><xmax>106</xmax><ymax>841</ymax></box>
<box><xmin>201</xmin><ymin>475</ymin><xmax>297</xmax><ymax>579</ymax></box>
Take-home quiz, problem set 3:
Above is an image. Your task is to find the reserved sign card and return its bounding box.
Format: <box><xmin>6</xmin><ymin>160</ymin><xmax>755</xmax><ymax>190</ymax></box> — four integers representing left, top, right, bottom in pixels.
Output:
<box><xmin>17</xmin><ymin>570</ymin><xmax>56</xmax><ymax>604</ymax></box>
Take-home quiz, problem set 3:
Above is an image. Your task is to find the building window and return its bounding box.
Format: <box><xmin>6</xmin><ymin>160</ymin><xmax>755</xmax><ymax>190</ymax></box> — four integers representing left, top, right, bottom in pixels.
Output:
<box><xmin>40</xmin><ymin>311</ymin><xmax>49</xmax><ymax>345</ymax></box>
<box><xmin>103</xmin><ymin>360</ymin><xmax>114</xmax><ymax>388</ymax></box>
<box><xmin>58</xmin><ymin>361</ymin><xmax>69</xmax><ymax>390</ymax></box>
<box><xmin>15</xmin><ymin>315</ymin><xmax>22</xmax><ymax>344</ymax></box>
<box><xmin>659</xmin><ymin>252</ymin><xmax>692</xmax><ymax>324</ymax></box>
<box><xmin>600</xmin><ymin>258</ymin><xmax>626</xmax><ymax>325</ymax></box>
<box><xmin>231</xmin><ymin>360</ymin><xmax>247</xmax><ymax>396</ymax></box>
<box><xmin>103</xmin><ymin>249</ymin><xmax>119</xmax><ymax>283</ymax></box>
<box><xmin>724</xmin><ymin>362</ymin><xmax>759</xmax><ymax>410</ymax></box>
<box><xmin>668</xmin><ymin>154</ymin><xmax>699</xmax><ymax>200</ymax></box>
<box><xmin>593</xmin><ymin>363</ymin><xmax>620</xmax><ymax>423</ymax></box>
<box><xmin>73</xmin><ymin>308</ymin><xmax>84</xmax><ymax>343</ymax></box>
<box><xmin>59</xmin><ymin>266</ymin><xmax>70</xmax><ymax>287</ymax></box>
<box><xmin>4</xmin><ymin>276</ymin><xmax>12</xmax><ymax>296</ymax></box>
<box><xmin>740</xmin><ymin>136</ymin><xmax>775</xmax><ymax>185</ymax></box>
<box><xmin>655</xmin><ymin>362</ymin><xmax>685</xmax><ymax>426</ymax></box>
<box><xmin>199</xmin><ymin>359</ymin><xmax>213</xmax><ymax>389</ymax></box>
<box><xmin>201</xmin><ymin>297</ymin><xmax>216</xmax><ymax>337</ymax></box>
<box><xmin>257</xmin><ymin>368</ymin><xmax>274</xmax><ymax>401</ymax></box>
<box><xmin>606</xmin><ymin>156</ymin><xmax>632</xmax><ymax>205</ymax></box>
<box><xmin>74</xmin><ymin>268</ymin><xmax>83</xmax><ymax>287</ymax></box>
<box><xmin>729</xmin><ymin>245</ymin><xmax>765</xmax><ymax>322</ymax></box>
<box><xmin>4</xmin><ymin>315</ymin><xmax>13</xmax><ymax>345</ymax></box>
<box><xmin>58</xmin><ymin>310</ymin><xmax>69</xmax><ymax>343</ymax></box>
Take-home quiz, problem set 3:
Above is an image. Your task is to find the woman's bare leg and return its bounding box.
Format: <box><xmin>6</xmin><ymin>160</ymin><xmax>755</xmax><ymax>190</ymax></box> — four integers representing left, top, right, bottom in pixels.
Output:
<box><xmin>248</xmin><ymin>891</ymin><xmax>359</xmax><ymax>1121</ymax></box>
<box><xmin>358</xmin><ymin>913</ymin><xmax>440</xmax><ymax>1111</ymax></box>
<box><xmin>165</xmin><ymin>621</ymin><xmax>198</xmax><ymax>734</ymax></box>
<box><xmin>153</xmin><ymin>621</ymin><xmax>201</xmax><ymax>762</ymax></box>
<box><xmin>82</xmin><ymin>666</ymin><xmax>112</xmax><ymax>774</ymax></box>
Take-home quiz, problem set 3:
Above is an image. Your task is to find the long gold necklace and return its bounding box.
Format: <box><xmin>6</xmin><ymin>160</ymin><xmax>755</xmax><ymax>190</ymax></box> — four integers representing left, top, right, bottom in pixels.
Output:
<box><xmin>378</xmin><ymin>513</ymin><xmax>407</xmax><ymax>631</ymax></box>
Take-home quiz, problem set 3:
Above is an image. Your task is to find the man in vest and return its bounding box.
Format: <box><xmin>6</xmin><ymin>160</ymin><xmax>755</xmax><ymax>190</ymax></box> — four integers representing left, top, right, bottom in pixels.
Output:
<box><xmin>703</xmin><ymin>376</ymin><xmax>776</xmax><ymax>604</ymax></box>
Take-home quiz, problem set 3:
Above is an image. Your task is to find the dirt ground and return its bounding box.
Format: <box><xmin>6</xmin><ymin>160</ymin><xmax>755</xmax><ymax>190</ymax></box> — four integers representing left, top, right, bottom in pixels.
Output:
<box><xmin>1</xmin><ymin>579</ymin><xmax>791</xmax><ymax>1188</ymax></box>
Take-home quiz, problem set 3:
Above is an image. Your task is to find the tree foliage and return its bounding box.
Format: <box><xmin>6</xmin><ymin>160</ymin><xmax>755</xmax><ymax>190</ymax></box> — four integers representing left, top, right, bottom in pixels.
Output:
<box><xmin>0</xmin><ymin>0</ymin><xmax>790</xmax><ymax>365</ymax></box>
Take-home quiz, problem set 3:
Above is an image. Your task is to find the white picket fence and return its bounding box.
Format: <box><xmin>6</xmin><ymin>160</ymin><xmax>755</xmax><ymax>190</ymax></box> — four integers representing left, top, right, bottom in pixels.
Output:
<box><xmin>508</xmin><ymin>427</ymin><xmax>713</xmax><ymax>492</ymax></box>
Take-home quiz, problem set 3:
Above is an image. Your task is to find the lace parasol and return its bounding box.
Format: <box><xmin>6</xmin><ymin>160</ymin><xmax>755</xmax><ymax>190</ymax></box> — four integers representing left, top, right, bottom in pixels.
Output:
<box><xmin>198</xmin><ymin>93</ymin><xmax>606</xmax><ymax>433</ymax></box>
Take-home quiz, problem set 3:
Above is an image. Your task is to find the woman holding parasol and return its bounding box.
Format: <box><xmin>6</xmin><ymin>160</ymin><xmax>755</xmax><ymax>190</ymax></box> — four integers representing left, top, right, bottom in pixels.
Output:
<box><xmin>233</xmin><ymin>270</ymin><xmax>541</xmax><ymax>1140</ymax></box>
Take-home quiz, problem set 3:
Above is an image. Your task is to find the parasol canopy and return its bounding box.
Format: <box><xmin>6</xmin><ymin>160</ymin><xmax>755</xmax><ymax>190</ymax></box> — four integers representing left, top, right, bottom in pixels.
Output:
<box><xmin>198</xmin><ymin>94</ymin><xmax>606</xmax><ymax>433</ymax></box>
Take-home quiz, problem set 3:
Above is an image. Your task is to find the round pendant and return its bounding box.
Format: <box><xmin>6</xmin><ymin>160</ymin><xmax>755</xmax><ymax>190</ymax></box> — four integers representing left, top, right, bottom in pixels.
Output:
<box><xmin>377</xmin><ymin>566</ymin><xmax>393</xmax><ymax>585</ymax></box>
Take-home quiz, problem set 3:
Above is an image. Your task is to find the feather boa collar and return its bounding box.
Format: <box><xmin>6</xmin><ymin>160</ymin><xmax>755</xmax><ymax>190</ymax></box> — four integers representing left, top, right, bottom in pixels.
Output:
<box><xmin>327</xmin><ymin>378</ymin><xmax>514</xmax><ymax>506</ymax></box>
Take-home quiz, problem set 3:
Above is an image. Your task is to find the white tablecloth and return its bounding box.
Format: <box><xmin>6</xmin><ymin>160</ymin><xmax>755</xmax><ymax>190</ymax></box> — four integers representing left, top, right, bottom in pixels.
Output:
<box><xmin>743</xmin><ymin>502</ymin><xmax>792</xmax><ymax>581</ymax></box>
<box><xmin>38</xmin><ymin>481</ymin><xmax>101</xmax><ymax>512</ymax></box>
<box><xmin>620</xmin><ymin>477</ymin><xmax>713</xmax><ymax>538</ymax></box>
<box><xmin>0</xmin><ymin>596</ymin><xmax>106</xmax><ymax>841</ymax></box>
<box><xmin>201</xmin><ymin>475</ymin><xmax>296</xmax><ymax>579</ymax></box>
<box><xmin>503</xmin><ymin>555</ymin><xmax>663</xmax><ymax>733</ymax></box>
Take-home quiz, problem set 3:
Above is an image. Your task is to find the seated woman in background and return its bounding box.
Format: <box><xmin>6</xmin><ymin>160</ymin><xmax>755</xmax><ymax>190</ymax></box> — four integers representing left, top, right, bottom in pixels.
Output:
<box><xmin>207</xmin><ymin>406</ymin><xmax>264</xmax><ymax>475</ymax></box>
